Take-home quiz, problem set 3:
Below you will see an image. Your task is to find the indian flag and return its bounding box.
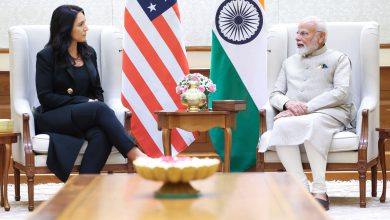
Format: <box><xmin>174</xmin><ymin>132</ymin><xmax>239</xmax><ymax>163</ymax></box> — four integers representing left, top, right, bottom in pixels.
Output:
<box><xmin>209</xmin><ymin>0</ymin><xmax>267</xmax><ymax>171</ymax></box>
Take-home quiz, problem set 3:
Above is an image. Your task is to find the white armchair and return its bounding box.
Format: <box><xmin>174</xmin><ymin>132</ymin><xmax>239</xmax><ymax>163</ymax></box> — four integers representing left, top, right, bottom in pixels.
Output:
<box><xmin>256</xmin><ymin>22</ymin><xmax>380</xmax><ymax>208</ymax></box>
<box><xmin>9</xmin><ymin>25</ymin><xmax>134</xmax><ymax>211</ymax></box>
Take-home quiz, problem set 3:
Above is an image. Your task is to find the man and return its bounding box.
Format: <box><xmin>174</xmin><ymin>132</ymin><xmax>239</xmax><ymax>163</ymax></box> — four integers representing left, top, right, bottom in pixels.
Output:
<box><xmin>266</xmin><ymin>16</ymin><xmax>355</xmax><ymax>210</ymax></box>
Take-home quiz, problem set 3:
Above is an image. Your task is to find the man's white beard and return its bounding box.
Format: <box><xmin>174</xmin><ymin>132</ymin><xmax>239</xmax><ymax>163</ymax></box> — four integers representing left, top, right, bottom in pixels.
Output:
<box><xmin>297</xmin><ymin>35</ymin><xmax>320</xmax><ymax>56</ymax></box>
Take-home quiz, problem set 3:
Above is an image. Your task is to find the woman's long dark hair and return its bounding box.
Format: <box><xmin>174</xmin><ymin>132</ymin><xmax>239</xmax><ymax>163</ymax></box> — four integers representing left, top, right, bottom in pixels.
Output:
<box><xmin>46</xmin><ymin>5</ymin><xmax>92</xmax><ymax>64</ymax></box>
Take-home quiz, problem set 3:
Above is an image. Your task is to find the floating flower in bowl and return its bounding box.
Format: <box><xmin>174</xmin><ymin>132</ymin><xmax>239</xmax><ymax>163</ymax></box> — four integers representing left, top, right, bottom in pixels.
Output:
<box><xmin>133</xmin><ymin>156</ymin><xmax>220</xmax><ymax>198</ymax></box>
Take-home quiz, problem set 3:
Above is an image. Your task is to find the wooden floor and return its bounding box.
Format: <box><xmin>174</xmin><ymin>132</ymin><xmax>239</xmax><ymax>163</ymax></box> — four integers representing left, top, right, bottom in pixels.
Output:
<box><xmin>0</xmin><ymin>71</ymin><xmax>10</xmax><ymax>119</ymax></box>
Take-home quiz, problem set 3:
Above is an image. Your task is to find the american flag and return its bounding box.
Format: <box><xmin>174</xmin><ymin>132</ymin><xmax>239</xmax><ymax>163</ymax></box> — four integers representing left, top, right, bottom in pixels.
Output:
<box><xmin>121</xmin><ymin>0</ymin><xmax>195</xmax><ymax>157</ymax></box>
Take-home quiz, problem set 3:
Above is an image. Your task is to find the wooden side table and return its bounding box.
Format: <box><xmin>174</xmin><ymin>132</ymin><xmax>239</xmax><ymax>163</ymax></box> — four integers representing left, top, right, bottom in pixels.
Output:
<box><xmin>375</xmin><ymin>128</ymin><xmax>388</xmax><ymax>203</ymax></box>
<box><xmin>155</xmin><ymin>110</ymin><xmax>237</xmax><ymax>172</ymax></box>
<box><xmin>0</xmin><ymin>132</ymin><xmax>19</xmax><ymax>211</ymax></box>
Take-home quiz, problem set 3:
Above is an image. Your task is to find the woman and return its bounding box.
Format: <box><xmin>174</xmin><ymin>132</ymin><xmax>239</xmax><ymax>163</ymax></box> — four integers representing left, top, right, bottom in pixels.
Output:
<box><xmin>35</xmin><ymin>5</ymin><xmax>145</xmax><ymax>182</ymax></box>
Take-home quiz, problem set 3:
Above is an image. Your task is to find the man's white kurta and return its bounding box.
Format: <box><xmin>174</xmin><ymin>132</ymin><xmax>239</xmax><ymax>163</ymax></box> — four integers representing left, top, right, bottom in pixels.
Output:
<box><xmin>261</xmin><ymin>46</ymin><xmax>355</xmax><ymax>156</ymax></box>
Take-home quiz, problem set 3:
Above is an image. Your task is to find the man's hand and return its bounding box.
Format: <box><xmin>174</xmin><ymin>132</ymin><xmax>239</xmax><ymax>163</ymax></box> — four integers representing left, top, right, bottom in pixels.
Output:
<box><xmin>274</xmin><ymin>109</ymin><xmax>295</xmax><ymax>120</ymax></box>
<box><xmin>285</xmin><ymin>100</ymin><xmax>308</xmax><ymax>116</ymax></box>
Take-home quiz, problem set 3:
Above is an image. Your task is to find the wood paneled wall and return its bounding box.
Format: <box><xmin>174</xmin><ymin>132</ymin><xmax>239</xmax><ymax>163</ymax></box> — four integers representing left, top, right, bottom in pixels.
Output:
<box><xmin>0</xmin><ymin>71</ymin><xmax>10</xmax><ymax>119</ymax></box>
<box><xmin>380</xmin><ymin>66</ymin><xmax>390</xmax><ymax>170</ymax></box>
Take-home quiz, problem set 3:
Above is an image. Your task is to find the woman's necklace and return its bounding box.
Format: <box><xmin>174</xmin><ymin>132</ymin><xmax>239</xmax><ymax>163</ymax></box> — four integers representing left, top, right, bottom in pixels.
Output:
<box><xmin>70</xmin><ymin>54</ymin><xmax>83</xmax><ymax>67</ymax></box>
<box><xmin>72</xmin><ymin>55</ymin><xmax>82</xmax><ymax>62</ymax></box>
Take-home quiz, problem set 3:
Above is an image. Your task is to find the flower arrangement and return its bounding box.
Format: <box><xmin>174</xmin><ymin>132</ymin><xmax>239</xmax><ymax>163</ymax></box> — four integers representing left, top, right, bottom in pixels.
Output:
<box><xmin>175</xmin><ymin>73</ymin><xmax>217</xmax><ymax>96</ymax></box>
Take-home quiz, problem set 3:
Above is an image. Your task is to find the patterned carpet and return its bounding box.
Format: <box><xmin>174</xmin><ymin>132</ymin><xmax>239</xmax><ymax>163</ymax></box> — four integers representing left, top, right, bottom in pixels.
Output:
<box><xmin>1</xmin><ymin>180</ymin><xmax>390</xmax><ymax>219</ymax></box>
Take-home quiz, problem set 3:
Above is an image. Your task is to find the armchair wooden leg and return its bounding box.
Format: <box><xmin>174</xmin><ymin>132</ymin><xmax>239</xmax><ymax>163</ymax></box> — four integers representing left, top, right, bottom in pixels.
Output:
<box><xmin>256</xmin><ymin>152</ymin><xmax>265</xmax><ymax>172</ymax></box>
<box><xmin>358</xmin><ymin>169</ymin><xmax>367</xmax><ymax>208</ymax></box>
<box><xmin>27</xmin><ymin>172</ymin><xmax>34</xmax><ymax>211</ymax></box>
<box><xmin>14</xmin><ymin>167</ymin><xmax>20</xmax><ymax>201</ymax></box>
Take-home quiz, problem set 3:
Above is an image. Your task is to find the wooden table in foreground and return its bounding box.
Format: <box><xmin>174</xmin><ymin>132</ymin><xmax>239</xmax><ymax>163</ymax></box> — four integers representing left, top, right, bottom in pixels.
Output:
<box><xmin>155</xmin><ymin>110</ymin><xmax>236</xmax><ymax>172</ymax></box>
<box><xmin>28</xmin><ymin>173</ymin><xmax>329</xmax><ymax>220</ymax></box>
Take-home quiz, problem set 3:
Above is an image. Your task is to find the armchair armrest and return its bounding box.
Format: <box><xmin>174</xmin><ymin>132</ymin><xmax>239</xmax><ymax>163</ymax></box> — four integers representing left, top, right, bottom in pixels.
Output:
<box><xmin>14</xmin><ymin>99</ymin><xmax>33</xmax><ymax>117</ymax></box>
<box><xmin>105</xmin><ymin>99</ymin><xmax>129</xmax><ymax>126</ymax></box>
<box><xmin>22</xmin><ymin>113</ymin><xmax>35</xmax><ymax>166</ymax></box>
<box><xmin>105</xmin><ymin>99</ymin><xmax>135</xmax><ymax>138</ymax></box>
<box><xmin>259</xmin><ymin>101</ymin><xmax>278</xmax><ymax>135</ymax></box>
<box><xmin>357</xmin><ymin>96</ymin><xmax>377</xmax><ymax>112</ymax></box>
<box><xmin>355</xmin><ymin>96</ymin><xmax>378</xmax><ymax>136</ymax></box>
<box><xmin>124</xmin><ymin>111</ymin><xmax>132</xmax><ymax>134</ymax></box>
<box><xmin>355</xmin><ymin>96</ymin><xmax>379</xmax><ymax>162</ymax></box>
<box><xmin>13</xmin><ymin>99</ymin><xmax>34</xmax><ymax>136</ymax></box>
<box><xmin>11</xmin><ymin>98</ymin><xmax>35</xmax><ymax>165</ymax></box>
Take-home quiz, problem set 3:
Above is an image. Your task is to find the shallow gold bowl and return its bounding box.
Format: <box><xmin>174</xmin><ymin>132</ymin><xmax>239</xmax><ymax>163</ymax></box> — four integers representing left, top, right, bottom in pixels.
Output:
<box><xmin>133</xmin><ymin>157</ymin><xmax>219</xmax><ymax>183</ymax></box>
<box><xmin>133</xmin><ymin>157</ymin><xmax>220</xmax><ymax>198</ymax></box>
<box><xmin>0</xmin><ymin>119</ymin><xmax>13</xmax><ymax>133</ymax></box>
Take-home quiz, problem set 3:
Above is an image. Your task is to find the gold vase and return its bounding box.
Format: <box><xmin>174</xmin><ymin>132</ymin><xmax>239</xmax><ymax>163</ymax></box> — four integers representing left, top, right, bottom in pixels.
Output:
<box><xmin>180</xmin><ymin>80</ymin><xmax>207</xmax><ymax>112</ymax></box>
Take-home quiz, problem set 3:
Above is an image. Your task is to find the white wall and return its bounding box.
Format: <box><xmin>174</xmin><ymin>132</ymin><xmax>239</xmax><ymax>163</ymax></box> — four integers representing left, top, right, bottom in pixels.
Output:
<box><xmin>0</xmin><ymin>54</ymin><xmax>9</xmax><ymax>71</ymax></box>
<box><xmin>1</xmin><ymin>0</ymin><xmax>390</xmax><ymax>48</ymax></box>
<box><xmin>1</xmin><ymin>0</ymin><xmax>390</xmax><ymax>70</ymax></box>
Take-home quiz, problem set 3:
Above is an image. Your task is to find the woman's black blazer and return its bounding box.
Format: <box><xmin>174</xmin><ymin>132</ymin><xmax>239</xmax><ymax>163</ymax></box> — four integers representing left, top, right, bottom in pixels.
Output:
<box><xmin>36</xmin><ymin>46</ymin><xmax>104</xmax><ymax>112</ymax></box>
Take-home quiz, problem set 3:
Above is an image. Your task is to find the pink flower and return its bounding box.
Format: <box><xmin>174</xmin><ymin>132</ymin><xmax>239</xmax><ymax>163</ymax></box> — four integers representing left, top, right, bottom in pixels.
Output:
<box><xmin>161</xmin><ymin>156</ymin><xmax>175</xmax><ymax>163</ymax></box>
<box><xmin>161</xmin><ymin>156</ymin><xmax>191</xmax><ymax>163</ymax></box>
<box><xmin>176</xmin><ymin>86</ymin><xmax>182</xmax><ymax>94</ymax></box>
<box><xmin>176</xmin><ymin>157</ymin><xmax>190</xmax><ymax>161</ymax></box>
<box><xmin>198</xmin><ymin>85</ymin><xmax>205</xmax><ymax>93</ymax></box>
<box><xmin>176</xmin><ymin>73</ymin><xmax>216</xmax><ymax>96</ymax></box>
<box><xmin>208</xmin><ymin>83</ymin><xmax>216</xmax><ymax>92</ymax></box>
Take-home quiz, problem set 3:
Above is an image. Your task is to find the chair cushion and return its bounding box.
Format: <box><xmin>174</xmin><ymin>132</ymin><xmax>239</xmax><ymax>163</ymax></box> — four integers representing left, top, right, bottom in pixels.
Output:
<box><xmin>259</xmin><ymin>130</ymin><xmax>359</xmax><ymax>153</ymax></box>
<box><xmin>263</xmin><ymin>150</ymin><xmax>359</xmax><ymax>163</ymax></box>
<box><xmin>34</xmin><ymin>152</ymin><xmax>127</xmax><ymax>167</ymax></box>
<box><xmin>32</xmin><ymin>134</ymin><xmax>119</xmax><ymax>154</ymax></box>
<box><xmin>330</xmin><ymin>131</ymin><xmax>360</xmax><ymax>151</ymax></box>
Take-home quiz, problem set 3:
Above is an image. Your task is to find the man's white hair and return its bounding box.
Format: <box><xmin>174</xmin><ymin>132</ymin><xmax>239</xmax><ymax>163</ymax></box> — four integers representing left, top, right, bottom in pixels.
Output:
<box><xmin>300</xmin><ymin>16</ymin><xmax>328</xmax><ymax>41</ymax></box>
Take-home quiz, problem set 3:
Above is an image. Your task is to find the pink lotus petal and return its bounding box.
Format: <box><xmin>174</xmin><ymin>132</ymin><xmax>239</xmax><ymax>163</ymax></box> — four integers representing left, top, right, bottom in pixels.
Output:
<box><xmin>177</xmin><ymin>156</ymin><xmax>190</xmax><ymax>161</ymax></box>
<box><xmin>161</xmin><ymin>156</ymin><xmax>191</xmax><ymax>163</ymax></box>
<box><xmin>161</xmin><ymin>156</ymin><xmax>175</xmax><ymax>162</ymax></box>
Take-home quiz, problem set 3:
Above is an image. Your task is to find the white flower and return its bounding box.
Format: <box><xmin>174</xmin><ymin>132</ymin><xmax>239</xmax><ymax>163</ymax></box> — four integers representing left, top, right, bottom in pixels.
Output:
<box><xmin>176</xmin><ymin>73</ymin><xmax>217</xmax><ymax>95</ymax></box>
